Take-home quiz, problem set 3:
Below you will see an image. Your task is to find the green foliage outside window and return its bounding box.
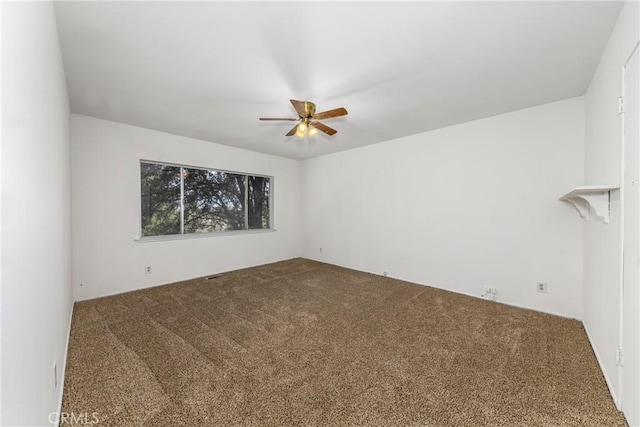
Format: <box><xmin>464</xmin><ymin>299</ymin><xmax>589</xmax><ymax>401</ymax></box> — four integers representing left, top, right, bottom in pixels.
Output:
<box><xmin>140</xmin><ymin>161</ymin><xmax>270</xmax><ymax>237</ymax></box>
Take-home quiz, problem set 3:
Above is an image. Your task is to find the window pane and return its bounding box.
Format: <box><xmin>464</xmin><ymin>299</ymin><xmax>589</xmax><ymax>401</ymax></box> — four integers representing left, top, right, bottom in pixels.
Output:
<box><xmin>183</xmin><ymin>168</ymin><xmax>245</xmax><ymax>233</ymax></box>
<box><xmin>140</xmin><ymin>163</ymin><xmax>181</xmax><ymax>237</ymax></box>
<box><xmin>248</xmin><ymin>176</ymin><xmax>270</xmax><ymax>229</ymax></box>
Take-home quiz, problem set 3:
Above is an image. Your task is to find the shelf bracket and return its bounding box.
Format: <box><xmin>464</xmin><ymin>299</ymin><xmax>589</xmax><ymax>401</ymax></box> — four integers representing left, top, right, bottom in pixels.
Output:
<box><xmin>560</xmin><ymin>186</ymin><xmax>618</xmax><ymax>224</ymax></box>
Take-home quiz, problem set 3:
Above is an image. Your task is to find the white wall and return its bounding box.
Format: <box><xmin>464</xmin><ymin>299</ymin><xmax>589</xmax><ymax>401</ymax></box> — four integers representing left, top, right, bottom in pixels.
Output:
<box><xmin>1</xmin><ymin>2</ymin><xmax>73</xmax><ymax>426</ymax></box>
<box><xmin>302</xmin><ymin>97</ymin><xmax>585</xmax><ymax>319</ymax></box>
<box><xmin>583</xmin><ymin>0</ymin><xmax>639</xmax><ymax>422</ymax></box>
<box><xmin>71</xmin><ymin>114</ymin><xmax>301</xmax><ymax>300</ymax></box>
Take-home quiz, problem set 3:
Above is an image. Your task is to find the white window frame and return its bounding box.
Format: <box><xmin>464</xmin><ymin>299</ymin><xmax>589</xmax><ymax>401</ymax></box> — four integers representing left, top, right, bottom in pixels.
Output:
<box><xmin>136</xmin><ymin>160</ymin><xmax>274</xmax><ymax>242</ymax></box>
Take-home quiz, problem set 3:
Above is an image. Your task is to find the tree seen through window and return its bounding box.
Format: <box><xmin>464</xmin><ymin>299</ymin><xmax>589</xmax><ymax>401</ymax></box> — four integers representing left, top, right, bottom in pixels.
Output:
<box><xmin>140</xmin><ymin>162</ymin><xmax>270</xmax><ymax>237</ymax></box>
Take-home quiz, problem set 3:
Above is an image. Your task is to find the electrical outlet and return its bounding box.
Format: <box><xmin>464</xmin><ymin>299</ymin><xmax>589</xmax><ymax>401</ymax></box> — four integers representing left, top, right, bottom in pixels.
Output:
<box><xmin>319</xmin><ymin>247</ymin><xmax>323</xmax><ymax>253</ymax></box>
<box><xmin>145</xmin><ymin>265</ymin><xmax>152</xmax><ymax>274</ymax></box>
<box><xmin>383</xmin><ymin>271</ymin><xmax>388</xmax><ymax>277</ymax></box>
<box><xmin>537</xmin><ymin>282</ymin><xmax>547</xmax><ymax>293</ymax></box>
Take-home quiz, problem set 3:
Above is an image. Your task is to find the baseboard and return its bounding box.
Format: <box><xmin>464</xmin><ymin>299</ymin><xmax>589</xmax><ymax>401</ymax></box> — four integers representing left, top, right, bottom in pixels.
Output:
<box><xmin>494</xmin><ymin>299</ymin><xmax>579</xmax><ymax>321</ymax></box>
<box><xmin>583</xmin><ymin>321</ymin><xmax>620</xmax><ymax>410</ymax></box>
<box><xmin>75</xmin><ymin>257</ymin><xmax>302</xmax><ymax>302</ymax></box>
<box><xmin>304</xmin><ymin>256</ymin><xmax>579</xmax><ymax>320</ymax></box>
<box><xmin>55</xmin><ymin>302</ymin><xmax>75</xmax><ymax>426</ymax></box>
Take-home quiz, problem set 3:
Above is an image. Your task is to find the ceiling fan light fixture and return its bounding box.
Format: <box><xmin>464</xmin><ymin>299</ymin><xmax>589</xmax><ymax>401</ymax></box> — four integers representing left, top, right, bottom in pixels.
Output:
<box><xmin>260</xmin><ymin>100</ymin><xmax>348</xmax><ymax>137</ymax></box>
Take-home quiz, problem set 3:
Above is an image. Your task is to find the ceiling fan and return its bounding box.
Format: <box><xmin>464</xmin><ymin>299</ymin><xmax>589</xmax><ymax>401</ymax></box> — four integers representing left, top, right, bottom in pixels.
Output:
<box><xmin>260</xmin><ymin>99</ymin><xmax>348</xmax><ymax>137</ymax></box>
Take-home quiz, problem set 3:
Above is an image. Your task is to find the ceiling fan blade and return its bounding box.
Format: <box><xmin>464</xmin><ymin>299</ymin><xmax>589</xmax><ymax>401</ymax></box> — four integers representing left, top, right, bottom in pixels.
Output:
<box><xmin>313</xmin><ymin>107</ymin><xmax>348</xmax><ymax>120</ymax></box>
<box><xmin>259</xmin><ymin>117</ymin><xmax>298</xmax><ymax>121</ymax></box>
<box><xmin>285</xmin><ymin>124</ymin><xmax>299</xmax><ymax>137</ymax></box>
<box><xmin>290</xmin><ymin>99</ymin><xmax>307</xmax><ymax>117</ymax></box>
<box><xmin>311</xmin><ymin>121</ymin><xmax>337</xmax><ymax>136</ymax></box>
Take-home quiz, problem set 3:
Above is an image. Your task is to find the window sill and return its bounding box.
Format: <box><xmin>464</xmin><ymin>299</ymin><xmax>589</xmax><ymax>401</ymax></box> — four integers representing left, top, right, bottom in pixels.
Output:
<box><xmin>135</xmin><ymin>228</ymin><xmax>276</xmax><ymax>243</ymax></box>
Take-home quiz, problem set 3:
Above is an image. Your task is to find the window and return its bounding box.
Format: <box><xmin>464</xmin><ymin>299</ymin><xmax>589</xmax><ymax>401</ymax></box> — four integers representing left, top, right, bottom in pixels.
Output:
<box><xmin>140</xmin><ymin>161</ymin><xmax>271</xmax><ymax>237</ymax></box>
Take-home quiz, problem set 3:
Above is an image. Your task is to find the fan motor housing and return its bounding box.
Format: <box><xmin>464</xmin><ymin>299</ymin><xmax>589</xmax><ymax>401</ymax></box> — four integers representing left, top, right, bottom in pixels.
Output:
<box><xmin>303</xmin><ymin>101</ymin><xmax>316</xmax><ymax>118</ymax></box>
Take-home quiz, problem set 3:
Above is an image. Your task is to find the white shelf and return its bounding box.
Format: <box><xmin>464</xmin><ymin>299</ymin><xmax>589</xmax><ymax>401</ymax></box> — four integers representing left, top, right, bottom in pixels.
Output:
<box><xmin>560</xmin><ymin>185</ymin><xmax>619</xmax><ymax>223</ymax></box>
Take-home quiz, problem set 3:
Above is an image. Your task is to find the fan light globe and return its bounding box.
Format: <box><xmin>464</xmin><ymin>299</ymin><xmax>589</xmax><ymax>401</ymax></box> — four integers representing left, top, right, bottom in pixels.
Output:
<box><xmin>309</xmin><ymin>126</ymin><xmax>318</xmax><ymax>136</ymax></box>
<box><xmin>298</xmin><ymin>123</ymin><xmax>307</xmax><ymax>132</ymax></box>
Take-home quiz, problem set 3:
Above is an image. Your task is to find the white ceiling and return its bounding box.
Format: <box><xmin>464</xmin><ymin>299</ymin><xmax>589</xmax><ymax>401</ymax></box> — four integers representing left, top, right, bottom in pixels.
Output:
<box><xmin>54</xmin><ymin>1</ymin><xmax>622</xmax><ymax>160</ymax></box>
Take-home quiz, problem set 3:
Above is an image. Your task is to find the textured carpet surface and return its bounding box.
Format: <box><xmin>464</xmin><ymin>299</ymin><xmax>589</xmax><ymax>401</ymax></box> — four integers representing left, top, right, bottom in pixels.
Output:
<box><xmin>62</xmin><ymin>258</ymin><xmax>626</xmax><ymax>426</ymax></box>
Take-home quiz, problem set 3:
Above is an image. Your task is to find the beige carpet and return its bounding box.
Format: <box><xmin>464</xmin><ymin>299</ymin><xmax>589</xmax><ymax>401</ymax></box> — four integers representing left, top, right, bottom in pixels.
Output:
<box><xmin>62</xmin><ymin>258</ymin><xmax>626</xmax><ymax>426</ymax></box>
